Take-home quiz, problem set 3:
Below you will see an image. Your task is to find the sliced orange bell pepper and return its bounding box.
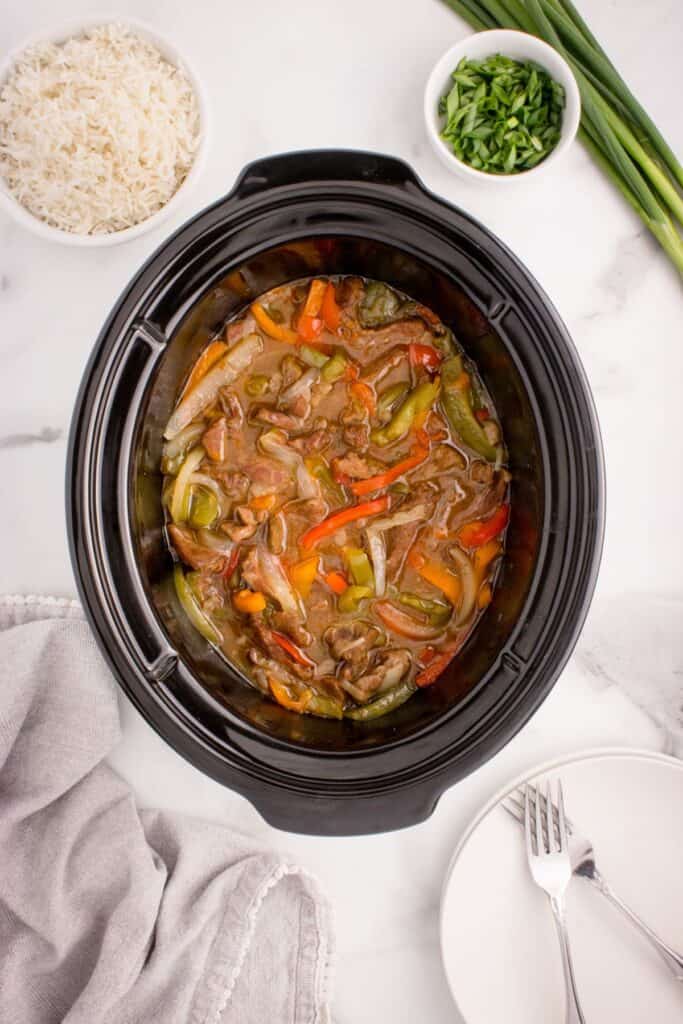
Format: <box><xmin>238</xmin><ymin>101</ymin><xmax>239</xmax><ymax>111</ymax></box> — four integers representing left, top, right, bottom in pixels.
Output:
<box><xmin>181</xmin><ymin>340</ymin><xmax>228</xmax><ymax>399</ymax></box>
<box><xmin>251</xmin><ymin>301</ymin><xmax>300</xmax><ymax>344</ymax></box>
<box><xmin>288</xmin><ymin>555</ymin><xmax>319</xmax><ymax>599</ymax></box>
<box><xmin>321</xmin><ymin>281</ymin><xmax>341</xmax><ymax>331</ymax></box>
<box><xmin>268</xmin><ymin>676</ymin><xmax>312</xmax><ymax>712</ymax></box>
<box><xmin>250</xmin><ymin>493</ymin><xmax>277</xmax><ymax>511</ymax></box>
<box><xmin>232</xmin><ymin>589</ymin><xmax>267</xmax><ymax>614</ymax></box>
<box><xmin>407</xmin><ymin>549</ymin><xmax>461</xmax><ymax>606</ymax></box>
<box><xmin>323</xmin><ymin>570</ymin><xmax>348</xmax><ymax>594</ymax></box>
<box><xmin>473</xmin><ymin>540</ymin><xmax>502</xmax><ymax>574</ymax></box>
<box><xmin>302</xmin><ymin>279</ymin><xmax>327</xmax><ymax>317</ymax></box>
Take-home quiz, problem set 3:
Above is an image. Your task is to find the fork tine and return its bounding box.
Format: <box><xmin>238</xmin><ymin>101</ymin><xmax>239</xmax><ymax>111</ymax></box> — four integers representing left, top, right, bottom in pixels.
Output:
<box><xmin>534</xmin><ymin>780</ymin><xmax>545</xmax><ymax>854</ymax></box>
<box><xmin>546</xmin><ymin>780</ymin><xmax>557</xmax><ymax>852</ymax></box>
<box><xmin>557</xmin><ymin>778</ymin><xmax>568</xmax><ymax>853</ymax></box>
<box><xmin>502</xmin><ymin>797</ymin><xmax>524</xmax><ymax>826</ymax></box>
<box><xmin>524</xmin><ymin>784</ymin><xmax>534</xmax><ymax>859</ymax></box>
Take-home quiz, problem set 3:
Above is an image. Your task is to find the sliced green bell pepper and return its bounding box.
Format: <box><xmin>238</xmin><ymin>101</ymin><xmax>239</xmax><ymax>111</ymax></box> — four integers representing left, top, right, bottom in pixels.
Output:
<box><xmin>338</xmin><ymin>585</ymin><xmax>374</xmax><ymax>613</ymax></box>
<box><xmin>343</xmin><ymin>547</ymin><xmax>375</xmax><ymax>589</ymax></box>
<box><xmin>371</xmin><ymin>379</ymin><xmax>441</xmax><ymax>446</ymax></box>
<box><xmin>345</xmin><ymin>679</ymin><xmax>417</xmax><ymax>720</ymax></box>
<box><xmin>441</xmin><ymin>355</ymin><xmax>498</xmax><ymax>461</ymax></box>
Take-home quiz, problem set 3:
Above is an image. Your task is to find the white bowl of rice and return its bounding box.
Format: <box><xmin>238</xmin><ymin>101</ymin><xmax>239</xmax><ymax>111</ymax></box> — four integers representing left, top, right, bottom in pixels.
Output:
<box><xmin>0</xmin><ymin>18</ymin><xmax>209</xmax><ymax>245</ymax></box>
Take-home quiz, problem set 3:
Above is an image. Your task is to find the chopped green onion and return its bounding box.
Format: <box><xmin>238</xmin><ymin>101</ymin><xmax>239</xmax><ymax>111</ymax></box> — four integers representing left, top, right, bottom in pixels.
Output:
<box><xmin>438</xmin><ymin>54</ymin><xmax>564</xmax><ymax>175</ymax></box>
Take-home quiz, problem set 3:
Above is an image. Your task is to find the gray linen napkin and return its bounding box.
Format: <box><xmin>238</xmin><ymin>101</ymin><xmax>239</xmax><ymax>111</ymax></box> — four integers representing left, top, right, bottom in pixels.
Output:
<box><xmin>0</xmin><ymin>595</ymin><xmax>333</xmax><ymax>1024</ymax></box>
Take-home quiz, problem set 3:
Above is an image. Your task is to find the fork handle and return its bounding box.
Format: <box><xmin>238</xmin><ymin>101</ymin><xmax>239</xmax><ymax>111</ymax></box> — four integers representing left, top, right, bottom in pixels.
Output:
<box><xmin>591</xmin><ymin>871</ymin><xmax>683</xmax><ymax>980</ymax></box>
<box><xmin>550</xmin><ymin>896</ymin><xmax>586</xmax><ymax>1024</ymax></box>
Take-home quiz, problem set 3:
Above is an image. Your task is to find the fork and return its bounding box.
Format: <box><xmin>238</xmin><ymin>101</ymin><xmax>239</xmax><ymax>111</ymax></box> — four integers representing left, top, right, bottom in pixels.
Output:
<box><xmin>524</xmin><ymin>780</ymin><xmax>586</xmax><ymax>1024</ymax></box>
<box><xmin>505</xmin><ymin>785</ymin><xmax>683</xmax><ymax>981</ymax></box>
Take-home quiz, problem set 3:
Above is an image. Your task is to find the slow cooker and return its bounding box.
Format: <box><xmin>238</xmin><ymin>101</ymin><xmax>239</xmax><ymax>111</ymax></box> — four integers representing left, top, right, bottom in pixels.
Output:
<box><xmin>67</xmin><ymin>150</ymin><xmax>604</xmax><ymax>834</ymax></box>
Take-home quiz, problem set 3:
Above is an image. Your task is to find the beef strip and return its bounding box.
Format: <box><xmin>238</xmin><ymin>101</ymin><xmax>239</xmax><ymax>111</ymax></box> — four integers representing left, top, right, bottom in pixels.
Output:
<box><xmin>221</xmin><ymin>518</ymin><xmax>259</xmax><ymax>543</ymax></box>
<box><xmin>340</xmin><ymin>649</ymin><xmax>412</xmax><ymax>703</ymax></box>
<box><xmin>226</xmin><ymin>313</ymin><xmax>256</xmax><ymax>345</ymax></box>
<box><xmin>324</xmin><ymin>620</ymin><xmax>383</xmax><ymax>666</ymax></box>
<box><xmin>385</xmin><ymin>522</ymin><xmax>421</xmax><ymax>580</ymax></box>
<box><xmin>342</xmin><ymin>422</ymin><xmax>370</xmax><ymax>451</ymax></box>
<box><xmin>384</xmin><ymin>483</ymin><xmax>440</xmax><ymax>578</ymax></box>
<box><xmin>347</xmin><ymin>319</ymin><xmax>435</xmax><ymax>356</ymax></box>
<box><xmin>190</xmin><ymin>571</ymin><xmax>226</xmax><ymax>616</ymax></box>
<box><xmin>168</xmin><ymin>524</ymin><xmax>226</xmax><ymax>574</ymax></box>
<box><xmin>201</xmin><ymin>417</ymin><xmax>229</xmax><ymax>462</ymax></box>
<box><xmin>253</xmin><ymin>407</ymin><xmax>307</xmax><ymax>432</ymax></box>
<box><xmin>360</xmin><ymin>346</ymin><xmax>406</xmax><ymax>386</ymax></box>
<box><xmin>203</xmin><ymin>467</ymin><xmax>250</xmax><ymax>501</ymax></box>
<box><xmin>289</xmin><ymin>419</ymin><xmax>330</xmax><ymax>454</ymax></box>
<box><xmin>331</xmin><ymin>451</ymin><xmax>384</xmax><ymax>480</ymax></box>
<box><xmin>271</xmin><ymin>612</ymin><xmax>313</xmax><ymax>647</ymax></box>
<box><xmin>251</xmin><ymin>618</ymin><xmax>314</xmax><ymax>680</ymax></box>
<box><xmin>218</xmin><ymin>389</ymin><xmax>244</xmax><ymax>434</ymax></box>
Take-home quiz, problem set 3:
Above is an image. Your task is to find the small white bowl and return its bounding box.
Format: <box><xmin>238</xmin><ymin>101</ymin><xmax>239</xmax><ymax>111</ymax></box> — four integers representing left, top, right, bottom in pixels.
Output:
<box><xmin>424</xmin><ymin>29</ymin><xmax>580</xmax><ymax>184</ymax></box>
<box><xmin>0</xmin><ymin>16</ymin><xmax>210</xmax><ymax>246</ymax></box>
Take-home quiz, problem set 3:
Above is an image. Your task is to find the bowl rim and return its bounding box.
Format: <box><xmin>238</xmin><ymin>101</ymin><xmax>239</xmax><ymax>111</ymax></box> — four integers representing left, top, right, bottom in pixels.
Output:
<box><xmin>0</xmin><ymin>14</ymin><xmax>210</xmax><ymax>247</ymax></box>
<box><xmin>423</xmin><ymin>28</ymin><xmax>581</xmax><ymax>184</ymax></box>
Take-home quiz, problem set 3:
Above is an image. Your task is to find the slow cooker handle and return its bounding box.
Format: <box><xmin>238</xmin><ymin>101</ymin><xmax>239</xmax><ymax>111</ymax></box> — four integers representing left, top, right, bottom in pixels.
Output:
<box><xmin>248</xmin><ymin>780</ymin><xmax>445</xmax><ymax>836</ymax></box>
<box><xmin>232</xmin><ymin>149</ymin><xmax>423</xmax><ymax>199</ymax></box>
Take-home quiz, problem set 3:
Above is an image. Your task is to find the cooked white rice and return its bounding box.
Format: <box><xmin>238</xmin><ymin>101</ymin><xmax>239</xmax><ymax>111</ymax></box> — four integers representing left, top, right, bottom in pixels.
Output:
<box><xmin>0</xmin><ymin>23</ymin><xmax>201</xmax><ymax>235</ymax></box>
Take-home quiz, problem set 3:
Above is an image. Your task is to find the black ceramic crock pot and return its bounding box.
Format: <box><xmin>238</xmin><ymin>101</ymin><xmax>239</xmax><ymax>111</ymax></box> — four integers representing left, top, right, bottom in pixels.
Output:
<box><xmin>67</xmin><ymin>150</ymin><xmax>604</xmax><ymax>835</ymax></box>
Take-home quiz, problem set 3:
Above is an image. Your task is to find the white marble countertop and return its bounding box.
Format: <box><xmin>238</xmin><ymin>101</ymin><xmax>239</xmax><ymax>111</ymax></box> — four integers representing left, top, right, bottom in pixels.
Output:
<box><xmin>1</xmin><ymin>1</ymin><xmax>682</xmax><ymax>1020</ymax></box>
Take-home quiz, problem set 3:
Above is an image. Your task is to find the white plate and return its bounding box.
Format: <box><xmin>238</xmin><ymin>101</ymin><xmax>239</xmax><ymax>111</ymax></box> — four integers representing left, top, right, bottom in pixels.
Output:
<box><xmin>441</xmin><ymin>748</ymin><xmax>683</xmax><ymax>1023</ymax></box>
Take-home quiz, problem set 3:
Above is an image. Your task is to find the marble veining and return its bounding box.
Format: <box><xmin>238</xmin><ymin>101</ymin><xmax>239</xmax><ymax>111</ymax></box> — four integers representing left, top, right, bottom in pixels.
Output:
<box><xmin>1</xmin><ymin>1</ymin><xmax>681</xmax><ymax>1021</ymax></box>
<box><xmin>0</xmin><ymin>426</ymin><xmax>63</xmax><ymax>448</ymax></box>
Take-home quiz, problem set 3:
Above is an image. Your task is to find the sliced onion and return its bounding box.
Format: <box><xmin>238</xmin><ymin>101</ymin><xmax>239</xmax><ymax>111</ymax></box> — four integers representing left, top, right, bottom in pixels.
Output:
<box><xmin>448</xmin><ymin>544</ymin><xmax>478</xmax><ymax>625</ymax></box>
<box><xmin>257</xmin><ymin>546</ymin><xmax>304</xmax><ymax>619</ymax></box>
<box><xmin>366</xmin><ymin>530</ymin><xmax>387</xmax><ymax>597</ymax></box>
<box><xmin>197</xmin><ymin>529</ymin><xmax>234</xmax><ymax>556</ymax></box>
<box><xmin>259</xmin><ymin>428</ymin><xmax>300</xmax><ymax>467</ymax></box>
<box><xmin>164</xmin><ymin>333</ymin><xmax>263</xmax><ymax>439</ymax></box>
<box><xmin>188</xmin><ymin>472</ymin><xmax>231</xmax><ymax>519</ymax></box>
<box><xmin>296</xmin><ymin>461</ymin><xmax>320</xmax><ymax>500</ymax></box>
<box><xmin>170</xmin><ymin>446</ymin><xmax>205</xmax><ymax>523</ymax></box>
<box><xmin>375</xmin><ymin>600</ymin><xmax>446</xmax><ymax>640</ymax></box>
<box><xmin>259</xmin><ymin>428</ymin><xmax>320</xmax><ymax>500</ymax></box>
<box><xmin>173</xmin><ymin>565</ymin><xmax>221</xmax><ymax>644</ymax></box>
<box><xmin>365</xmin><ymin>503</ymin><xmax>427</xmax><ymax>597</ymax></box>
<box><xmin>162</xmin><ymin>421</ymin><xmax>205</xmax><ymax>461</ymax></box>
<box><xmin>281</xmin><ymin>367</ymin><xmax>319</xmax><ymax>405</ymax></box>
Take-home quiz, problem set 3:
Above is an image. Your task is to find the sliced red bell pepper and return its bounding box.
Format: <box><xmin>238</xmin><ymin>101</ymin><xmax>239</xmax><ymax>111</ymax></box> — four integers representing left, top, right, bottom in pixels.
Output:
<box><xmin>457</xmin><ymin>503</ymin><xmax>510</xmax><ymax>548</ymax></box>
<box><xmin>300</xmin><ymin>496</ymin><xmax>390</xmax><ymax>550</ymax></box>
<box><xmin>321</xmin><ymin>281</ymin><xmax>341</xmax><ymax>331</ymax></box>
<box><xmin>221</xmin><ymin>545</ymin><xmax>241</xmax><ymax>580</ymax></box>
<box><xmin>271</xmin><ymin>631</ymin><xmax>315</xmax><ymax>668</ymax></box>
<box><xmin>415</xmin><ymin>648</ymin><xmax>457</xmax><ymax>687</ymax></box>
<box><xmin>350</xmin><ymin>447</ymin><xmax>428</xmax><ymax>497</ymax></box>
<box><xmin>297</xmin><ymin>314</ymin><xmax>323</xmax><ymax>341</ymax></box>
<box><xmin>409</xmin><ymin>343</ymin><xmax>443</xmax><ymax>372</ymax></box>
<box><xmin>350</xmin><ymin>379</ymin><xmax>376</xmax><ymax>417</ymax></box>
<box><xmin>296</xmin><ymin>280</ymin><xmax>327</xmax><ymax>341</ymax></box>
